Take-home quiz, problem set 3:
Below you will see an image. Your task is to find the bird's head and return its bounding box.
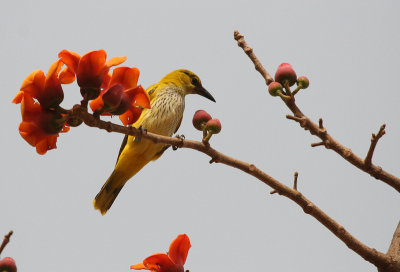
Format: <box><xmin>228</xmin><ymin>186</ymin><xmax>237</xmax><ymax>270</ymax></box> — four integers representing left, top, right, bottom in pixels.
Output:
<box><xmin>161</xmin><ymin>69</ymin><xmax>216</xmax><ymax>102</ymax></box>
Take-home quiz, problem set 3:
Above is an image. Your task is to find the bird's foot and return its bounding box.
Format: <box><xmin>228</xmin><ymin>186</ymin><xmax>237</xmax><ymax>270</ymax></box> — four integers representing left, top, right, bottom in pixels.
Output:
<box><xmin>135</xmin><ymin>126</ymin><xmax>147</xmax><ymax>143</ymax></box>
<box><xmin>172</xmin><ymin>134</ymin><xmax>185</xmax><ymax>150</ymax></box>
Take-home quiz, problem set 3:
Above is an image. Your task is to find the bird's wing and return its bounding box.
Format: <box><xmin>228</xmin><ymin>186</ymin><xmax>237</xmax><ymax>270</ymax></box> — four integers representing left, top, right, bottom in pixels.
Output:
<box><xmin>116</xmin><ymin>134</ymin><xmax>129</xmax><ymax>165</ymax></box>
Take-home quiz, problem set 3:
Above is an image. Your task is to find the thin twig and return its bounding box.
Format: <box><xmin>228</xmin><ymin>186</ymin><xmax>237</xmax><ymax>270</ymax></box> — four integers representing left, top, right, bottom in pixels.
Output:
<box><xmin>311</xmin><ymin>142</ymin><xmax>325</xmax><ymax>147</ymax></box>
<box><xmin>0</xmin><ymin>230</ymin><xmax>13</xmax><ymax>256</ymax></box>
<box><xmin>364</xmin><ymin>124</ymin><xmax>386</xmax><ymax>169</ymax></box>
<box><xmin>234</xmin><ymin>30</ymin><xmax>274</xmax><ymax>85</ymax></box>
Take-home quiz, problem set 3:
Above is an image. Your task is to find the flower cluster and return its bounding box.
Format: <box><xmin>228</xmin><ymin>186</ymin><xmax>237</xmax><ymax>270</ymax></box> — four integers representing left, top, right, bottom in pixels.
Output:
<box><xmin>192</xmin><ymin>110</ymin><xmax>221</xmax><ymax>143</ymax></box>
<box><xmin>13</xmin><ymin>50</ymin><xmax>150</xmax><ymax>154</ymax></box>
<box><xmin>268</xmin><ymin>63</ymin><xmax>310</xmax><ymax>99</ymax></box>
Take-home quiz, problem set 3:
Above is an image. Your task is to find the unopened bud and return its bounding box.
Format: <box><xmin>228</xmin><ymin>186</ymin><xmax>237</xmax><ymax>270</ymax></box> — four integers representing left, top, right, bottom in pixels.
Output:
<box><xmin>297</xmin><ymin>76</ymin><xmax>309</xmax><ymax>89</ymax></box>
<box><xmin>0</xmin><ymin>257</ymin><xmax>17</xmax><ymax>272</ymax></box>
<box><xmin>275</xmin><ymin>63</ymin><xmax>297</xmax><ymax>87</ymax></box>
<box><xmin>268</xmin><ymin>82</ymin><xmax>283</xmax><ymax>97</ymax></box>
<box><xmin>205</xmin><ymin>118</ymin><xmax>221</xmax><ymax>134</ymax></box>
<box><xmin>192</xmin><ymin>110</ymin><xmax>212</xmax><ymax>131</ymax></box>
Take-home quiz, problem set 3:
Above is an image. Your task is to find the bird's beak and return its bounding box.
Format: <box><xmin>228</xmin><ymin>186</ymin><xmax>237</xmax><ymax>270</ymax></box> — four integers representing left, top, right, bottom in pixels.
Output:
<box><xmin>196</xmin><ymin>86</ymin><xmax>216</xmax><ymax>102</ymax></box>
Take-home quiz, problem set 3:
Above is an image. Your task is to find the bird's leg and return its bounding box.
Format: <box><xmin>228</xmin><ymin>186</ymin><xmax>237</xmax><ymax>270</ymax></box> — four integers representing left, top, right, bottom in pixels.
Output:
<box><xmin>135</xmin><ymin>126</ymin><xmax>147</xmax><ymax>143</ymax></box>
<box><xmin>172</xmin><ymin>134</ymin><xmax>185</xmax><ymax>150</ymax></box>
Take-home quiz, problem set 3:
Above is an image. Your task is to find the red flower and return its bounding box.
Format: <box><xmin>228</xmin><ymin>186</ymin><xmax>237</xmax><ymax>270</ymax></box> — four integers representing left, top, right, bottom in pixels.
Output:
<box><xmin>131</xmin><ymin>234</ymin><xmax>191</xmax><ymax>272</ymax></box>
<box><xmin>13</xmin><ymin>59</ymin><xmax>68</xmax><ymax>109</ymax></box>
<box><xmin>89</xmin><ymin>66</ymin><xmax>150</xmax><ymax>126</ymax></box>
<box><xmin>15</xmin><ymin>94</ymin><xmax>69</xmax><ymax>155</ymax></box>
<box><xmin>58</xmin><ymin>49</ymin><xmax>126</xmax><ymax>99</ymax></box>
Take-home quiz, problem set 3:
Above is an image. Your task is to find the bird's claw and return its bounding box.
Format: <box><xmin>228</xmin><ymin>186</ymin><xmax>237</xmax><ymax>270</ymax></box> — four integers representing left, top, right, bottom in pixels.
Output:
<box><xmin>172</xmin><ymin>134</ymin><xmax>185</xmax><ymax>150</ymax></box>
<box><xmin>135</xmin><ymin>126</ymin><xmax>147</xmax><ymax>143</ymax></box>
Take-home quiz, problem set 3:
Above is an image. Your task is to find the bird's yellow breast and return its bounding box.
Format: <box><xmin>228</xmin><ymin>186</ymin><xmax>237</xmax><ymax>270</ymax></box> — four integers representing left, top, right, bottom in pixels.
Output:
<box><xmin>139</xmin><ymin>85</ymin><xmax>185</xmax><ymax>136</ymax></box>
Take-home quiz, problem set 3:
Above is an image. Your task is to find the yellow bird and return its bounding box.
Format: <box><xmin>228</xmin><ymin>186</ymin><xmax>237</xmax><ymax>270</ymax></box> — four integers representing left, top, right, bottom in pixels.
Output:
<box><xmin>93</xmin><ymin>69</ymin><xmax>215</xmax><ymax>214</ymax></box>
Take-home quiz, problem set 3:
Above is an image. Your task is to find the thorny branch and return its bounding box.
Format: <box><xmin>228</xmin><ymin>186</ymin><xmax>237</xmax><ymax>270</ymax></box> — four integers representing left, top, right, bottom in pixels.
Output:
<box><xmin>233</xmin><ymin>30</ymin><xmax>400</xmax><ymax>271</ymax></box>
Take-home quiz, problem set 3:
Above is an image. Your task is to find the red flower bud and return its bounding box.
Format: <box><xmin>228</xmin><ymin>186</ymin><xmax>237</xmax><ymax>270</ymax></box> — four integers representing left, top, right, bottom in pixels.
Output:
<box><xmin>268</xmin><ymin>82</ymin><xmax>283</xmax><ymax>97</ymax></box>
<box><xmin>297</xmin><ymin>76</ymin><xmax>309</xmax><ymax>89</ymax></box>
<box><xmin>205</xmin><ymin>118</ymin><xmax>221</xmax><ymax>134</ymax></box>
<box><xmin>274</xmin><ymin>63</ymin><xmax>297</xmax><ymax>86</ymax></box>
<box><xmin>192</xmin><ymin>110</ymin><xmax>212</xmax><ymax>131</ymax></box>
<box><xmin>0</xmin><ymin>257</ymin><xmax>17</xmax><ymax>272</ymax></box>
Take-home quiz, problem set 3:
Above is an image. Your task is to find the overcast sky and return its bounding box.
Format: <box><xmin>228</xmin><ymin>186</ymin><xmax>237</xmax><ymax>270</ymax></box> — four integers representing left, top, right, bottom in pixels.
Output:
<box><xmin>1</xmin><ymin>1</ymin><xmax>400</xmax><ymax>271</ymax></box>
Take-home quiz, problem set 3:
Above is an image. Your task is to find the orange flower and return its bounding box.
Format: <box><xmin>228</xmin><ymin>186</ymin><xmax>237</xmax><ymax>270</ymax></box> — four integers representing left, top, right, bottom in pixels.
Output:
<box><xmin>89</xmin><ymin>67</ymin><xmax>150</xmax><ymax>126</ymax></box>
<box><xmin>131</xmin><ymin>234</ymin><xmax>191</xmax><ymax>272</ymax></box>
<box><xmin>12</xmin><ymin>60</ymin><xmax>68</xmax><ymax>109</ymax></box>
<box><xmin>58</xmin><ymin>49</ymin><xmax>126</xmax><ymax>99</ymax></box>
<box><xmin>16</xmin><ymin>94</ymin><xmax>69</xmax><ymax>155</ymax></box>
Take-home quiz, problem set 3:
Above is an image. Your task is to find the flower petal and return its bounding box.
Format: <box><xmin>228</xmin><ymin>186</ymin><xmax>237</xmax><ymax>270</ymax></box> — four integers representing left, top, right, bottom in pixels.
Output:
<box><xmin>105</xmin><ymin>56</ymin><xmax>127</xmax><ymax>69</ymax></box>
<box><xmin>77</xmin><ymin>50</ymin><xmax>107</xmax><ymax>89</ymax></box>
<box><xmin>59</xmin><ymin>67</ymin><xmax>76</xmax><ymax>84</ymax></box>
<box><xmin>143</xmin><ymin>253</ymin><xmax>176</xmax><ymax>272</ymax></box>
<box><xmin>35</xmin><ymin>134</ymin><xmax>58</xmax><ymax>155</ymax></box>
<box><xmin>101</xmin><ymin>72</ymin><xmax>112</xmax><ymax>90</ymax></box>
<box><xmin>21</xmin><ymin>94</ymin><xmax>41</xmax><ymax>122</ymax></box>
<box><xmin>119</xmin><ymin>106</ymin><xmax>143</xmax><ymax>126</ymax></box>
<box><xmin>12</xmin><ymin>91</ymin><xmax>24</xmax><ymax>104</ymax></box>
<box><xmin>109</xmin><ymin>67</ymin><xmax>139</xmax><ymax>90</ymax></box>
<box><xmin>20</xmin><ymin>70</ymin><xmax>46</xmax><ymax>99</ymax></box>
<box><xmin>130</xmin><ymin>263</ymin><xmax>147</xmax><ymax>270</ymax></box>
<box><xmin>19</xmin><ymin>121</ymin><xmax>41</xmax><ymax>146</ymax></box>
<box><xmin>168</xmin><ymin>234</ymin><xmax>191</xmax><ymax>266</ymax></box>
<box><xmin>78</xmin><ymin>49</ymin><xmax>107</xmax><ymax>76</ymax></box>
<box><xmin>125</xmin><ymin>85</ymin><xmax>151</xmax><ymax>109</ymax></box>
<box><xmin>58</xmin><ymin>49</ymin><xmax>81</xmax><ymax>74</ymax></box>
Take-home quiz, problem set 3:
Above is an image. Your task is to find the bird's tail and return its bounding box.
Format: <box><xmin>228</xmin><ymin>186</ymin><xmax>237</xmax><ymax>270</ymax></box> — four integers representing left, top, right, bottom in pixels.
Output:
<box><xmin>93</xmin><ymin>170</ymin><xmax>128</xmax><ymax>215</ymax></box>
<box><xmin>93</xmin><ymin>155</ymin><xmax>150</xmax><ymax>215</ymax></box>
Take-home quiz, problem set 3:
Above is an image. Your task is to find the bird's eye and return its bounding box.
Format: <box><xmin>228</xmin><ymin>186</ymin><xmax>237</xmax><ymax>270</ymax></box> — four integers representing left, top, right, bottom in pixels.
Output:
<box><xmin>191</xmin><ymin>77</ymin><xmax>199</xmax><ymax>85</ymax></box>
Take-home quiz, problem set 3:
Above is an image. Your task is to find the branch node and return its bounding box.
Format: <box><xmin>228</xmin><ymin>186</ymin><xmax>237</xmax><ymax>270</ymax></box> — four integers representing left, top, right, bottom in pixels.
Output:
<box><xmin>286</xmin><ymin>115</ymin><xmax>307</xmax><ymax>128</ymax></box>
<box><xmin>209</xmin><ymin>157</ymin><xmax>219</xmax><ymax>164</ymax></box>
<box><xmin>303</xmin><ymin>203</ymin><xmax>314</xmax><ymax>214</ymax></box>
<box><xmin>293</xmin><ymin>172</ymin><xmax>299</xmax><ymax>190</ymax></box>
<box><xmin>105</xmin><ymin>121</ymin><xmax>113</xmax><ymax>133</ymax></box>
<box><xmin>364</xmin><ymin>124</ymin><xmax>386</xmax><ymax>168</ymax></box>
<box><xmin>270</xmin><ymin>190</ymin><xmax>278</xmax><ymax>195</ymax></box>
<box><xmin>311</xmin><ymin>142</ymin><xmax>325</xmax><ymax>148</ymax></box>
<box><xmin>319</xmin><ymin>118</ymin><xmax>324</xmax><ymax>129</ymax></box>
<box><xmin>248</xmin><ymin>164</ymin><xmax>256</xmax><ymax>172</ymax></box>
<box><xmin>343</xmin><ymin>148</ymin><xmax>352</xmax><ymax>159</ymax></box>
<box><xmin>337</xmin><ymin>226</ymin><xmax>346</xmax><ymax>236</ymax></box>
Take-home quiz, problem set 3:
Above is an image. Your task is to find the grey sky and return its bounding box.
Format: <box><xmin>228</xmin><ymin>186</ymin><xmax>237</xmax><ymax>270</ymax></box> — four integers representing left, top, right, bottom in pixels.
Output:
<box><xmin>1</xmin><ymin>0</ymin><xmax>399</xmax><ymax>271</ymax></box>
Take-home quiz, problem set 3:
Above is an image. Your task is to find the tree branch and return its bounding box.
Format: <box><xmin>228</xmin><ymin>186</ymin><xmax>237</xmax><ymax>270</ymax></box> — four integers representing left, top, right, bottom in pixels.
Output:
<box><xmin>233</xmin><ymin>30</ymin><xmax>400</xmax><ymax>194</ymax></box>
<box><xmin>67</xmin><ymin>105</ymin><xmax>392</xmax><ymax>269</ymax></box>
<box><xmin>388</xmin><ymin>221</ymin><xmax>400</xmax><ymax>259</ymax></box>
<box><xmin>0</xmin><ymin>230</ymin><xmax>13</xmax><ymax>256</ymax></box>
